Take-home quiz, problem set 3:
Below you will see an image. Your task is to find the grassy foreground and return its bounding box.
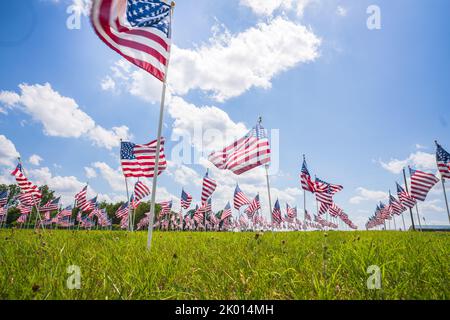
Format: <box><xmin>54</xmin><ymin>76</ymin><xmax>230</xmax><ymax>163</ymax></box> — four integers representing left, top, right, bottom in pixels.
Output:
<box><xmin>0</xmin><ymin>229</ymin><xmax>448</xmax><ymax>300</ymax></box>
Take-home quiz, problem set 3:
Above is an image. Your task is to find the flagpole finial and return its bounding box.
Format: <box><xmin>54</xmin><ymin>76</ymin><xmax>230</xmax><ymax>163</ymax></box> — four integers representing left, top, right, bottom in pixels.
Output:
<box><xmin>171</xmin><ymin>1</ymin><xmax>176</xmax><ymax>8</ymax></box>
<box><xmin>435</xmin><ymin>140</ymin><xmax>439</xmax><ymax>146</ymax></box>
<box><xmin>258</xmin><ymin>116</ymin><xmax>262</xmax><ymax>124</ymax></box>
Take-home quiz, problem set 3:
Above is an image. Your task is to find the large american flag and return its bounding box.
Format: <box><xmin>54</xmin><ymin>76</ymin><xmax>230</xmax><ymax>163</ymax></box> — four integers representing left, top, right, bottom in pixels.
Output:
<box><xmin>201</xmin><ymin>171</ymin><xmax>217</xmax><ymax>204</ymax></box>
<box><xmin>396</xmin><ymin>182</ymin><xmax>416</xmax><ymax>208</ymax></box>
<box><xmin>75</xmin><ymin>185</ymin><xmax>88</xmax><ymax>209</ymax></box>
<box><xmin>436</xmin><ymin>141</ymin><xmax>450</xmax><ymax>180</ymax></box>
<box><xmin>132</xmin><ymin>180</ymin><xmax>151</xmax><ymax>208</ymax></box>
<box><xmin>208</xmin><ymin>122</ymin><xmax>271</xmax><ymax>175</ymax></box>
<box><xmin>300</xmin><ymin>156</ymin><xmax>315</xmax><ymax>193</ymax></box>
<box><xmin>180</xmin><ymin>189</ymin><xmax>192</xmax><ymax>209</ymax></box>
<box><xmin>315</xmin><ymin>177</ymin><xmax>343</xmax><ymax>195</ymax></box>
<box><xmin>10</xmin><ymin>164</ymin><xmax>42</xmax><ymax>200</ymax></box>
<box><xmin>91</xmin><ymin>0</ymin><xmax>172</xmax><ymax>82</ymax></box>
<box><xmin>121</xmin><ymin>139</ymin><xmax>167</xmax><ymax>178</ymax></box>
<box><xmin>233</xmin><ymin>184</ymin><xmax>251</xmax><ymax>210</ymax></box>
<box><xmin>221</xmin><ymin>202</ymin><xmax>232</xmax><ymax>221</ymax></box>
<box><xmin>409</xmin><ymin>167</ymin><xmax>439</xmax><ymax>201</ymax></box>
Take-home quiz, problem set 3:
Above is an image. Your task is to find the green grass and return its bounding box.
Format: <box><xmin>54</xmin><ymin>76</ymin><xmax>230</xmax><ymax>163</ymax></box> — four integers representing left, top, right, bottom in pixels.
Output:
<box><xmin>0</xmin><ymin>229</ymin><xmax>448</xmax><ymax>300</ymax></box>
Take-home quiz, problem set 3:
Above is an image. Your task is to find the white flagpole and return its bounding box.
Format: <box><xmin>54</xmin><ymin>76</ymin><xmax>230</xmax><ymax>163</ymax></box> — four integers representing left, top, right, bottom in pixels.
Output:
<box><xmin>147</xmin><ymin>2</ymin><xmax>175</xmax><ymax>249</ymax></box>
<box><xmin>441</xmin><ymin>179</ymin><xmax>450</xmax><ymax>224</ymax></box>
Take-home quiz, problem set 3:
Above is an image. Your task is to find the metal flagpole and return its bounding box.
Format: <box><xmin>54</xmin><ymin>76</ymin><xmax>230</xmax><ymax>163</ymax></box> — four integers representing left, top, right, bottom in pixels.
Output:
<box><xmin>147</xmin><ymin>2</ymin><xmax>175</xmax><ymax>249</ymax></box>
<box><xmin>265</xmin><ymin>164</ymin><xmax>273</xmax><ymax>226</ymax></box>
<box><xmin>415</xmin><ymin>204</ymin><xmax>422</xmax><ymax>231</ymax></box>
<box><xmin>441</xmin><ymin>179</ymin><xmax>450</xmax><ymax>224</ymax></box>
<box><xmin>402</xmin><ymin>168</ymin><xmax>416</xmax><ymax>231</ymax></box>
<box><xmin>401</xmin><ymin>213</ymin><xmax>406</xmax><ymax>231</ymax></box>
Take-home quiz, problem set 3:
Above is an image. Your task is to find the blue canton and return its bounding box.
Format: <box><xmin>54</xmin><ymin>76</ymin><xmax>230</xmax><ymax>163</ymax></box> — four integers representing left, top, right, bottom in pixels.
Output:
<box><xmin>121</xmin><ymin>141</ymin><xmax>136</xmax><ymax>160</ymax></box>
<box><xmin>126</xmin><ymin>0</ymin><xmax>171</xmax><ymax>37</ymax></box>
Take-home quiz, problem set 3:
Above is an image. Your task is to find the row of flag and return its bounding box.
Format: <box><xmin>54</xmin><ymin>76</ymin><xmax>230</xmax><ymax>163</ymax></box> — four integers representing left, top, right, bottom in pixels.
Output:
<box><xmin>366</xmin><ymin>141</ymin><xmax>450</xmax><ymax>229</ymax></box>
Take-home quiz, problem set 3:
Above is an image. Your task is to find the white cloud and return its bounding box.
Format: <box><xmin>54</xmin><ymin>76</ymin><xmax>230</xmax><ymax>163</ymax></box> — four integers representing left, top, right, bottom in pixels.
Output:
<box><xmin>0</xmin><ymin>83</ymin><xmax>131</xmax><ymax>150</ymax></box>
<box><xmin>349</xmin><ymin>187</ymin><xmax>388</xmax><ymax>204</ymax></box>
<box><xmin>415</xmin><ymin>144</ymin><xmax>427</xmax><ymax>150</ymax></box>
<box><xmin>419</xmin><ymin>199</ymin><xmax>445</xmax><ymax>213</ymax></box>
<box><xmin>0</xmin><ymin>135</ymin><xmax>20</xmax><ymax>167</ymax></box>
<box><xmin>106</xmin><ymin>17</ymin><xmax>320</xmax><ymax>103</ymax></box>
<box><xmin>239</xmin><ymin>0</ymin><xmax>312</xmax><ymax>17</ymax></box>
<box><xmin>92</xmin><ymin>162</ymin><xmax>125</xmax><ymax>192</ymax></box>
<box><xmin>380</xmin><ymin>151</ymin><xmax>436</xmax><ymax>174</ymax></box>
<box><xmin>28</xmin><ymin>154</ymin><xmax>43</xmax><ymax>166</ymax></box>
<box><xmin>84</xmin><ymin>166</ymin><xmax>97</xmax><ymax>179</ymax></box>
<box><xmin>336</xmin><ymin>6</ymin><xmax>347</xmax><ymax>17</ymax></box>
<box><xmin>100</xmin><ymin>76</ymin><xmax>116</xmax><ymax>92</ymax></box>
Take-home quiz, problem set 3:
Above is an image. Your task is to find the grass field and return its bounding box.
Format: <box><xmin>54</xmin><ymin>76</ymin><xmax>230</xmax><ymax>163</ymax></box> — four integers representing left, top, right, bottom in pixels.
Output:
<box><xmin>0</xmin><ymin>229</ymin><xmax>448</xmax><ymax>300</ymax></box>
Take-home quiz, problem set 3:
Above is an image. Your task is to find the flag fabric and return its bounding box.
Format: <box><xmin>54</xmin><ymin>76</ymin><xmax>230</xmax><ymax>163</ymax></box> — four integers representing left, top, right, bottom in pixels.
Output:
<box><xmin>300</xmin><ymin>157</ymin><xmax>315</xmax><ymax>193</ymax></box>
<box><xmin>315</xmin><ymin>177</ymin><xmax>343</xmax><ymax>195</ymax></box>
<box><xmin>17</xmin><ymin>214</ymin><xmax>28</xmax><ymax>224</ymax></box>
<box><xmin>315</xmin><ymin>184</ymin><xmax>333</xmax><ymax>206</ymax></box>
<box><xmin>120</xmin><ymin>139</ymin><xmax>167</xmax><ymax>178</ymax></box>
<box><xmin>318</xmin><ymin>201</ymin><xmax>330</xmax><ymax>215</ymax></box>
<box><xmin>18</xmin><ymin>204</ymin><xmax>32</xmax><ymax>215</ymax></box>
<box><xmin>329</xmin><ymin>203</ymin><xmax>342</xmax><ymax>217</ymax></box>
<box><xmin>233</xmin><ymin>184</ymin><xmax>251</xmax><ymax>210</ymax></box>
<box><xmin>271</xmin><ymin>199</ymin><xmax>283</xmax><ymax>224</ymax></box>
<box><xmin>244</xmin><ymin>194</ymin><xmax>260</xmax><ymax>217</ymax></box>
<box><xmin>304</xmin><ymin>209</ymin><xmax>312</xmax><ymax>221</ymax></box>
<box><xmin>115</xmin><ymin>202</ymin><xmax>129</xmax><ymax>219</ymax></box>
<box><xmin>286</xmin><ymin>204</ymin><xmax>297</xmax><ymax>221</ymax></box>
<box><xmin>40</xmin><ymin>197</ymin><xmax>60</xmax><ymax>212</ymax></box>
<box><xmin>80</xmin><ymin>196</ymin><xmax>97</xmax><ymax>212</ymax></box>
<box><xmin>208</xmin><ymin>122</ymin><xmax>271</xmax><ymax>175</ymax></box>
<box><xmin>396</xmin><ymin>183</ymin><xmax>416</xmax><ymax>208</ymax></box>
<box><xmin>409</xmin><ymin>167</ymin><xmax>439</xmax><ymax>201</ymax></box>
<box><xmin>221</xmin><ymin>202</ymin><xmax>232</xmax><ymax>221</ymax></box>
<box><xmin>132</xmin><ymin>181</ymin><xmax>151</xmax><ymax>208</ymax></box>
<box><xmin>436</xmin><ymin>141</ymin><xmax>450</xmax><ymax>179</ymax></box>
<box><xmin>91</xmin><ymin>0</ymin><xmax>172</xmax><ymax>82</ymax></box>
<box><xmin>0</xmin><ymin>190</ymin><xmax>8</xmax><ymax>207</ymax></box>
<box><xmin>201</xmin><ymin>171</ymin><xmax>217</xmax><ymax>204</ymax></box>
<box><xmin>389</xmin><ymin>193</ymin><xmax>405</xmax><ymax>215</ymax></box>
<box><xmin>75</xmin><ymin>185</ymin><xmax>88</xmax><ymax>209</ymax></box>
<box><xmin>158</xmin><ymin>200</ymin><xmax>172</xmax><ymax>217</ymax></box>
<box><xmin>180</xmin><ymin>189</ymin><xmax>192</xmax><ymax>209</ymax></box>
<box><xmin>10</xmin><ymin>164</ymin><xmax>42</xmax><ymax>200</ymax></box>
<box><xmin>58</xmin><ymin>205</ymin><xmax>73</xmax><ymax>218</ymax></box>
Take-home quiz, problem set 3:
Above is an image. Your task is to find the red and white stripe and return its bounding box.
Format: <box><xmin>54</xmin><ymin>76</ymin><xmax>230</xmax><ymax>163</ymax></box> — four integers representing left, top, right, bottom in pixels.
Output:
<box><xmin>132</xmin><ymin>181</ymin><xmax>151</xmax><ymax>208</ymax></box>
<box><xmin>410</xmin><ymin>168</ymin><xmax>440</xmax><ymax>201</ymax></box>
<box><xmin>244</xmin><ymin>194</ymin><xmax>261</xmax><ymax>217</ymax></box>
<box><xmin>91</xmin><ymin>0</ymin><xmax>171</xmax><ymax>82</ymax></box>
<box><xmin>10</xmin><ymin>165</ymin><xmax>42</xmax><ymax>200</ymax></box>
<box><xmin>201</xmin><ymin>173</ymin><xmax>217</xmax><ymax>204</ymax></box>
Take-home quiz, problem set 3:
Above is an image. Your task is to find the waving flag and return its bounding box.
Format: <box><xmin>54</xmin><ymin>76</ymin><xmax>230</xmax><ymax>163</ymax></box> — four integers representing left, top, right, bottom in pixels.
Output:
<box><xmin>0</xmin><ymin>190</ymin><xmax>8</xmax><ymax>207</ymax></box>
<box><xmin>10</xmin><ymin>164</ymin><xmax>42</xmax><ymax>200</ymax></box>
<box><xmin>75</xmin><ymin>185</ymin><xmax>88</xmax><ymax>209</ymax></box>
<box><xmin>396</xmin><ymin>183</ymin><xmax>416</xmax><ymax>208</ymax></box>
<box><xmin>233</xmin><ymin>184</ymin><xmax>251</xmax><ymax>210</ymax></box>
<box><xmin>80</xmin><ymin>196</ymin><xmax>98</xmax><ymax>212</ymax></box>
<box><xmin>17</xmin><ymin>214</ymin><xmax>28</xmax><ymax>224</ymax></box>
<box><xmin>158</xmin><ymin>200</ymin><xmax>172</xmax><ymax>217</ymax></box>
<box><xmin>245</xmin><ymin>194</ymin><xmax>261</xmax><ymax>217</ymax></box>
<box><xmin>315</xmin><ymin>177</ymin><xmax>343</xmax><ymax>195</ymax></box>
<box><xmin>304</xmin><ymin>209</ymin><xmax>312</xmax><ymax>221</ymax></box>
<box><xmin>121</xmin><ymin>139</ymin><xmax>167</xmax><ymax>178</ymax></box>
<box><xmin>409</xmin><ymin>167</ymin><xmax>439</xmax><ymax>201</ymax></box>
<box><xmin>180</xmin><ymin>189</ymin><xmax>192</xmax><ymax>209</ymax></box>
<box><xmin>329</xmin><ymin>203</ymin><xmax>342</xmax><ymax>217</ymax></box>
<box><xmin>201</xmin><ymin>171</ymin><xmax>217</xmax><ymax>204</ymax></box>
<box><xmin>300</xmin><ymin>156</ymin><xmax>315</xmax><ymax>193</ymax></box>
<box><xmin>18</xmin><ymin>204</ymin><xmax>32</xmax><ymax>215</ymax></box>
<box><xmin>389</xmin><ymin>193</ymin><xmax>405</xmax><ymax>215</ymax></box>
<box><xmin>91</xmin><ymin>0</ymin><xmax>172</xmax><ymax>82</ymax></box>
<box><xmin>116</xmin><ymin>202</ymin><xmax>129</xmax><ymax>219</ymax></box>
<box><xmin>271</xmin><ymin>199</ymin><xmax>283</xmax><ymax>224</ymax></box>
<box><xmin>436</xmin><ymin>141</ymin><xmax>450</xmax><ymax>179</ymax></box>
<box><xmin>208</xmin><ymin>121</ymin><xmax>271</xmax><ymax>175</ymax></box>
<box><xmin>318</xmin><ymin>201</ymin><xmax>330</xmax><ymax>215</ymax></box>
<box><xmin>286</xmin><ymin>203</ymin><xmax>297</xmax><ymax>220</ymax></box>
<box><xmin>221</xmin><ymin>202</ymin><xmax>232</xmax><ymax>221</ymax></box>
<box><xmin>57</xmin><ymin>206</ymin><xmax>73</xmax><ymax>218</ymax></box>
<box><xmin>315</xmin><ymin>185</ymin><xmax>333</xmax><ymax>206</ymax></box>
<box><xmin>132</xmin><ymin>181</ymin><xmax>151</xmax><ymax>208</ymax></box>
<box><xmin>40</xmin><ymin>197</ymin><xmax>60</xmax><ymax>212</ymax></box>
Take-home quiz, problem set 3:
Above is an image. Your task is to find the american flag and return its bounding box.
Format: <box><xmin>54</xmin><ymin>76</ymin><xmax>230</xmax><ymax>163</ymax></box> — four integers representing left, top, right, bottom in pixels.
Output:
<box><xmin>271</xmin><ymin>199</ymin><xmax>283</xmax><ymax>224</ymax></box>
<box><xmin>180</xmin><ymin>189</ymin><xmax>192</xmax><ymax>209</ymax></box>
<box><xmin>57</xmin><ymin>205</ymin><xmax>73</xmax><ymax>219</ymax></box>
<box><xmin>208</xmin><ymin>121</ymin><xmax>271</xmax><ymax>175</ymax></box>
<box><xmin>315</xmin><ymin>177</ymin><xmax>343</xmax><ymax>195</ymax></box>
<box><xmin>409</xmin><ymin>167</ymin><xmax>439</xmax><ymax>201</ymax></box>
<box><xmin>91</xmin><ymin>0</ymin><xmax>172</xmax><ymax>82</ymax></box>
<box><xmin>286</xmin><ymin>203</ymin><xmax>297</xmax><ymax>220</ymax></box>
<box><xmin>0</xmin><ymin>190</ymin><xmax>8</xmax><ymax>207</ymax></box>
<box><xmin>244</xmin><ymin>194</ymin><xmax>260</xmax><ymax>218</ymax></box>
<box><xmin>221</xmin><ymin>202</ymin><xmax>232</xmax><ymax>221</ymax></box>
<box><xmin>315</xmin><ymin>184</ymin><xmax>333</xmax><ymax>206</ymax></box>
<box><xmin>75</xmin><ymin>185</ymin><xmax>88</xmax><ymax>209</ymax></box>
<box><xmin>201</xmin><ymin>171</ymin><xmax>217</xmax><ymax>204</ymax></box>
<box><xmin>132</xmin><ymin>180</ymin><xmax>151</xmax><ymax>208</ymax></box>
<box><xmin>121</xmin><ymin>139</ymin><xmax>167</xmax><ymax>178</ymax></box>
<box><xmin>396</xmin><ymin>182</ymin><xmax>416</xmax><ymax>208</ymax></box>
<box><xmin>116</xmin><ymin>202</ymin><xmax>129</xmax><ymax>219</ymax></box>
<box><xmin>40</xmin><ymin>197</ymin><xmax>60</xmax><ymax>212</ymax></box>
<box><xmin>10</xmin><ymin>164</ymin><xmax>42</xmax><ymax>200</ymax></box>
<box><xmin>318</xmin><ymin>201</ymin><xmax>330</xmax><ymax>215</ymax></box>
<box><xmin>233</xmin><ymin>184</ymin><xmax>251</xmax><ymax>210</ymax></box>
<box><xmin>17</xmin><ymin>203</ymin><xmax>32</xmax><ymax>215</ymax></box>
<box><xmin>300</xmin><ymin>156</ymin><xmax>315</xmax><ymax>193</ymax></box>
<box><xmin>80</xmin><ymin>196</ymin><xmax>97</xmax><ymax>212</ymax></box>
<box><xmin>379</xmin><ymin>202</ymin><xmax>390</xmax><ymax>219</ymax></box>
<box><xmin>17</xmin><ymin>214</ymin><xmax>28</xmax><ymax>224</ymax></box>
<box><xmin>436</xmin><ymin>141</ymin><xmax>450</xmax><ymax>180</ymax></box>
<box><xmin>158</xmin><ymin>200</ymin><xmax>172</xmax><ymax>217</ymax></box>
<box><xmin>329</xmin><ymin>203</ymin><xmax>342</xmax><ymax>217</ymax></box>
<box><xmin>389</xmin><ymin>193</ymin><xmax>405</xmax><ymax>215</ymax></box>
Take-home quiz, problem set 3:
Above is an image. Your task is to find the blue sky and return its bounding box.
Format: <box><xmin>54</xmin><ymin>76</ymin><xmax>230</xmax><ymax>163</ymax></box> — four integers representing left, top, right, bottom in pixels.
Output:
<box><xmin>1</xmin><ymin>0</ymin><xmax>450</xmax><ymax>228</ymax></box>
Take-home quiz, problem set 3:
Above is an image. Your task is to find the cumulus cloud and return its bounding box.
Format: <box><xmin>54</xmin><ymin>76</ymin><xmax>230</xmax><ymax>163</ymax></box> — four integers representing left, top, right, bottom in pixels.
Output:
<box><xmin>84</xmin><ymin>166</ymin><xmax>97</xmax><ymax>179</ymax></box>
<box><xmin>239</xmin><ymin>0</ymin><xmax>312</xmax><ymax>17</ymax></box>
<box><xmin>380</xmin><ymin>151</ymin><xmax>436</xmax><ymax>174</ymax></box>
<box><xmin>92</xmin><ymin>162</ymin><xmax>126</xmax><ymax>192</ymax></box>
<box><xmin>28</xmin><ymin>154</ymin><xmax>43</xmax><ymax>166</ymax></box>
<box><xmin>349</xmin><ymin>187</ymin><xmax>388</xmax><ymax>204</ymax></box>
<box><xmin>0</xmin><ymin>83</ymin><xmax>131</xmax><ymax>150</ymax></box>
<box><xmin>0</xmin><ymin>135</ymin><xmax>20</xmax><ymax>167</ymax></box>
<box><xmin>105</xmin><ymin>17</ymin><xmax>320</xmax><ymax>103</ymax></box>
<box><xmin>419</xmin><ymin>199</ymin><xmax>445</xmax><ymax>214</ymax></box>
